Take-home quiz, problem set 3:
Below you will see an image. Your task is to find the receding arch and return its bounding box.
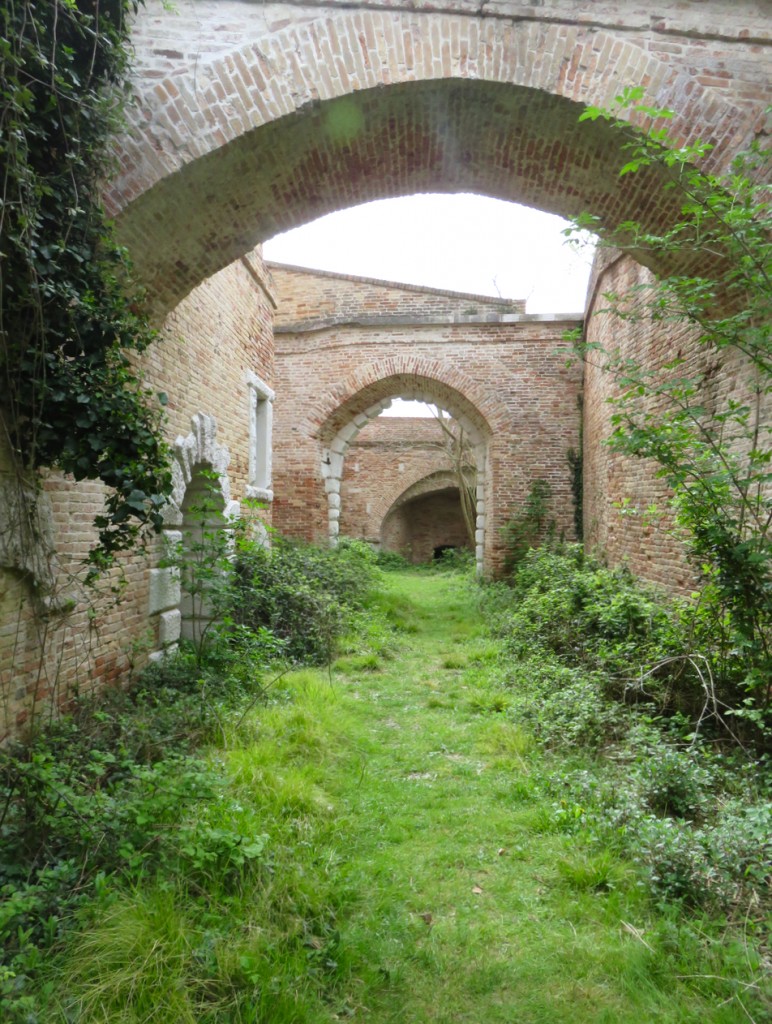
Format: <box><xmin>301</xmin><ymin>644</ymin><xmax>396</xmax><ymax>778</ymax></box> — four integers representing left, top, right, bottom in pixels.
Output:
<box><xmin>381</xmin><ymin>478</ymin><xmax>474</xmax><ymax>564</ymax></box>
<box><xmin>387</xmin><ymin>470</ymin><xmax>471</xmax><ymax>515</ymax></box>
<box><xmin>310</xmin><ymin>357</ymin><xmax>508</xmax><ymax>443</ymax></box>
<box><xmin>313</xmin><ymin>368</ymin><xmax>491</xmax><ymax>573</ymax></box>
<box><xmin>362</xmin><ymin>467</ymin><xmax>464</xmax><ymax>537</ymax></box>
<box><xmin>115</xmin><ymin>6</ymin><xmax>754</xmax><ymax>317</ymax></box>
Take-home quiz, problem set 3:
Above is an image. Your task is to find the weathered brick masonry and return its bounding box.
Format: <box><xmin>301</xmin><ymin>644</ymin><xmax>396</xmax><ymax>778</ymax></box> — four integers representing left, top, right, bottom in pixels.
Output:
<box><xmin>582</xmin><ymin>247</ymin><xmax>770</xmax><ymax>593</ymax></box>
<box><xmin>114</xmin><ymin>0</ymin><xmax>769</xmax><ymax>581</ymax></box>
<box><xmin>0</xmin><ymin>254</ymin><xmax>275</xmax><ymax>739</ymax></box>
<box><xmin>115</xmin><ymin>1</ymin><xmax>770</xmax><ymax>318</ymax></box>
<box><xmin>270</xmin><ymin>264</ymin><xmax>582</xmax><ymax>574</ymax></box>
<box><xmin>340</xmin><ymin>416</ymin><xmax>473</xmax><ymax>558</ymax></box>
<box><xmin>1</xmin><ymin>1</ymin><xmax>769</xmax><ymax>736</ymax></box>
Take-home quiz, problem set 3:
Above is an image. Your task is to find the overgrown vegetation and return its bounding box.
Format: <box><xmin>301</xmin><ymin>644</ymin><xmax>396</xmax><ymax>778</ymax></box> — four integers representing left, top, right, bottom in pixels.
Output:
<box><xmin>486</xmin><ymin>545</ymin><xmax>770</xmax><ymax>922</ymax></box>
<box><xmin>0</xmin><ymin>532</ymin><xmax>386</xmax><ymax>1022</ymax></box>
<box><xmin>0</xmin><ymin>0</ymin><xmax>171</xmax><ymax>568</ymax></box>
<box><xmin>2</xmin><ymin>560</ymin><xmax>769</xmax><ymax>1021</ymax></box>
<box><xmin>501</xmin><ymin>477</ymin><xmax>557</xmax><ymax>571</ymax></box>
<box><xmin>566</xmin><ymin>87</ymin><xmax>772</xmax><ymax>742</ymax></box>
<box><xmin>233</xmin><ymin>537</ymin><xmax>380</xmax><ymax>664</ymax></box>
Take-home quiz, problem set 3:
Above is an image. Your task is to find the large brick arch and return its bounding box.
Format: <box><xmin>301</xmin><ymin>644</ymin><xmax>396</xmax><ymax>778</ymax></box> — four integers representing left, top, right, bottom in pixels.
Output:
<box><xmin>380</xmin><ymin>471</ymin><xmax>475</xmax><ymax>562</ymax></box>
<box><xmin>116</xmin><ymin>3</ymin><xmax>762</xmax><ymax>316</ymax></box>
<box><xmin>387</xmin><ymin>470</ymin><xmax>467</xmax><ymax>516</ymax></box>
<box><xmin>271</xmin><ymin>264</ymin><xmax>582</xmax><ymax>575</ymax></box>
<box><xmin>345</xmin><ymin>450</ymin><xmax>463</xmax><ymax>542</ymax></box>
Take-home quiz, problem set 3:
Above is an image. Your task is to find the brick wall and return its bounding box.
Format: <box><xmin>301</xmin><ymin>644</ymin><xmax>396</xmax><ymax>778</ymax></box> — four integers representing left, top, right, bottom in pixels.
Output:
<box><xmin>581</xmin><ymin>249</ymin><xmax>763</xmax><ymax>592</ymax></box>
<box><xmin>113</xmin><ymin>2</ymin><xmax>769</xmax><ymax>318</ymax></box>
<box><xmin>341</xmin><ymin>417</ymin><xmax>463</xmax><ymax>543</ymax></box>
<box><xmin>271</xmin><ymin>264</ymin><xmax>525</xmax><ymax>325</ymax></box>
<box><xmin>150</xmin><ymin>252</ymin><xmax>276</xmax><ymax>497</ymax></box>
<box><xmin>271</xmin><ymin>264</ymin><xmax>582</xmax><ymax>575</ymax></box>
<box><xmin>0</xmin><ymin>253</ymin><xmax>275</xmax><ymax>740</ymax></box>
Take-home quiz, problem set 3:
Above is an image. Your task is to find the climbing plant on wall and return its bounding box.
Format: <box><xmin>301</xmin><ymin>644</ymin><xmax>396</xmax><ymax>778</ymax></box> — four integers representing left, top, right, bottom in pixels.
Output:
<box><xmin>0</xmin><ymin>0</ymin><xmax>171</xmax><ymax>572</ymax></box>
<box><xmin>568</xmin><ymin>88</ymin><xmax>772</xmax><ymax>735</ymax></box>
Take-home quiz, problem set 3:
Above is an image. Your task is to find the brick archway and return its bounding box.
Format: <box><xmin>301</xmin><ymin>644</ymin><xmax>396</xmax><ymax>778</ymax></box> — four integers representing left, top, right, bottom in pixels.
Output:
<box><xmin>380</xmin><ymin>471</ymin><xmax>473</xmax><ymax>562</ymax></box>
<box><xmin>116</xmin><ymin>4</ymin><xmax>760</xmax><ymax>317</ymax></box>
<box><xmin>311</xmin><ymin>365</ymin><xmax>492</xmax><ymax>572</ymax></box>
<box><xmin>309</xmin><ymin>357</ymin><xmax>509</xmax><ymax>442</ymax></box>
<box><xmin>387</xmin><ymin>470</ymin><xmax>467</xmax><ymax>516</ymax></box>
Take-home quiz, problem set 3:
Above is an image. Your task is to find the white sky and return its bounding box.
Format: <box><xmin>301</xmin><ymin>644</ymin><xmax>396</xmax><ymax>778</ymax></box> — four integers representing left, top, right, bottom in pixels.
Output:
<box><xmin>264</xmin><ymin>193</ymin><xmax>593</xmax><ymax>313</ymax></box>
<box><xmin>264</xmin><ymin>193</ymin><xmax>594</xmax><ymax>415</ymax></box>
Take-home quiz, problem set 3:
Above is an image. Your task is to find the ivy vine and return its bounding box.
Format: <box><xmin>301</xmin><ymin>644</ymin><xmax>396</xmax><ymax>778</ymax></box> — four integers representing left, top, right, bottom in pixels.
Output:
<box><xmin>0</xmin><ymin>0</ymin><xmax>171</xmax><ymax>572</ymax></box>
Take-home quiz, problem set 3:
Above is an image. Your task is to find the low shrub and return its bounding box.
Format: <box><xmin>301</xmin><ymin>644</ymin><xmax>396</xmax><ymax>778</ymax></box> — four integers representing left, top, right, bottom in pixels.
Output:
<box><xmin>374</xmin><ymin>549</ymin><xmax>411</xmax><ymax>570</ymax></box>
<box><xmin>543</xmin><ymin>741</ymin><xmax>770</xmax><ymax>915</ymax></box>
<box><xmin>489</xmin><ymin>545</ymin><xmax>756</xmax><ymax>736</ymax></box>
<box><xmin>431</xmin><ymin>547</ymin><xmax>476</xmax><ymax>573</ymax></box>
<box><xmin>0</xmin><ymin>636</ymin><xmax>283</xmax><ymax>1024</ymax></box>
<box><xmin>489</xmin><ymin>545</ymin><xmax>771</xmax><ymax>918</ymax></box>
<box><xmin>503</xmin><ymin>655</ymin><xmax>625</xmax><ymax>749</ymax></box>
<box><xmin>232</xmin><ymin>537</ymin><xmax>380</xmax><ymax>664</ymax></box>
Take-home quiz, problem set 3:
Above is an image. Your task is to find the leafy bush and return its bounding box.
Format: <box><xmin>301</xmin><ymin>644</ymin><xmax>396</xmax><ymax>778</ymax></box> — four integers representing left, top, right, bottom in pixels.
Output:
<box><xmin>569</xmin><ymin>90</ymin><xmax>772</xmax><ymax>744</ymax></box>
<box><xmin>489</xmin><ymin>544</ymin><xmax>771</xmax><ymax>917</ymax></box>
<box><xmin>375</xmin><ymin>549</ymin><xmax>412</xmax><ymax>570</ymax></box>
<box><xmin>542</xmin><ymin>734</ymin><xmax>770</xmax><ymax>915</ymax></box>
<box><xmin>232</xmin><ymin>537</ymin><xmax>380</xmax><ymax>664</ymax></box>
<box><xmin>503</xmin><ymin>656</ymin><xmax>624</xmax><ymax>749</ymax></box>
<box><xmin>490</xmin><ymin>546</ymin><xmax>739</xmax><ymax>727</ymax></box>
<box><xmin>0</xmin><ymin>646</ymin><xmax>277</xmax><ymax>1023</ymax></box>
<box><xmin>432</xmin><ymin>546</ymin><xmax>476</xmax><ymax>573</ymax></box>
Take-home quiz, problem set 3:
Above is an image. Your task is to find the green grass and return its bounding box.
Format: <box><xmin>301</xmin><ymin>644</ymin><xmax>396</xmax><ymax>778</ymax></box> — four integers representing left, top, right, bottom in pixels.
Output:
<box><xmin>40</xmin><ymin>571</ymin><xmax>769</xmax><ymax>1023</ymax></box>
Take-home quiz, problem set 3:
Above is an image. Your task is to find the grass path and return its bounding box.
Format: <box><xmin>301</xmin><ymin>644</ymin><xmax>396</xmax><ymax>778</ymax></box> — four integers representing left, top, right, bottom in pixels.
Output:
<box><xmin>54</xmin><ymin>570</ymin><xmax>762</xmax><ymax>1022</ymax></box>
<box><xmin>245</xmin><ymin>571</ymin><xmax>753</xmax><ymax>1023</ymax></box>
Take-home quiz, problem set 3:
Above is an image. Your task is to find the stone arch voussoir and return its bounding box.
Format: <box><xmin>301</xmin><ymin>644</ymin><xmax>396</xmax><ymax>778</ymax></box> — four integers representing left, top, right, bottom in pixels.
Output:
<box><xmin>163</xmin><ymin>412</ymin><xmax>238</xmax><ymax>527</ymax></box>
<box><xmin>148</xmin><ymin>412</ymin><xmax>240</xmax><ymax>662</ymax></box>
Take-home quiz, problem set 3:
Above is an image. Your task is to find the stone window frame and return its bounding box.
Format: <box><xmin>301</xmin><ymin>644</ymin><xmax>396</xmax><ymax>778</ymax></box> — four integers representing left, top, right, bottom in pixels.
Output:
<box><xmin>245</xmin><ymin>371</ymin><xmax>275</xmax><ymax>502</ymax></box>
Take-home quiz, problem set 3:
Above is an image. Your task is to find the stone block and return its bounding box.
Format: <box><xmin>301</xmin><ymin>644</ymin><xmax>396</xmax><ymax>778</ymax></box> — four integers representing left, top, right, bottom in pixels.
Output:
<box><xmin>338</xmin><ymin>422</ymin><xmax>360</xmax><ymax>443</ymax></box>
<box><xmin>159</xmin><ymin>609</ymin><xmax>181</xmax><ymax>646</ymax></box>
<box><xmin>148</xmin><ymin>567</ymin><xmax>180</xmax><ymax>615</ymax></box>
<box><xmin>163</xmin><ymin>530</ymin><xmax>182</xmax><ymax>551</ymax></box>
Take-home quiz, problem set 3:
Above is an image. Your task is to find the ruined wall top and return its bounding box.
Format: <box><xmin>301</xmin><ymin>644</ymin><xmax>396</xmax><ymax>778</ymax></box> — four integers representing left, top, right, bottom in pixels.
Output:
<box><xmin>269</xmin><ymin>263</ymin><xmax>528</xmax><ymax>331</ymax></box>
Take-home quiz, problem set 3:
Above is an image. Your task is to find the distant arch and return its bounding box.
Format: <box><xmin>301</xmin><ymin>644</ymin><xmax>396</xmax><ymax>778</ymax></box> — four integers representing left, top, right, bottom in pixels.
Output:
<box><xmin>314</xmin><ymin>368</ymin><xmax>490</xmax><ymax>573</ymax></box>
